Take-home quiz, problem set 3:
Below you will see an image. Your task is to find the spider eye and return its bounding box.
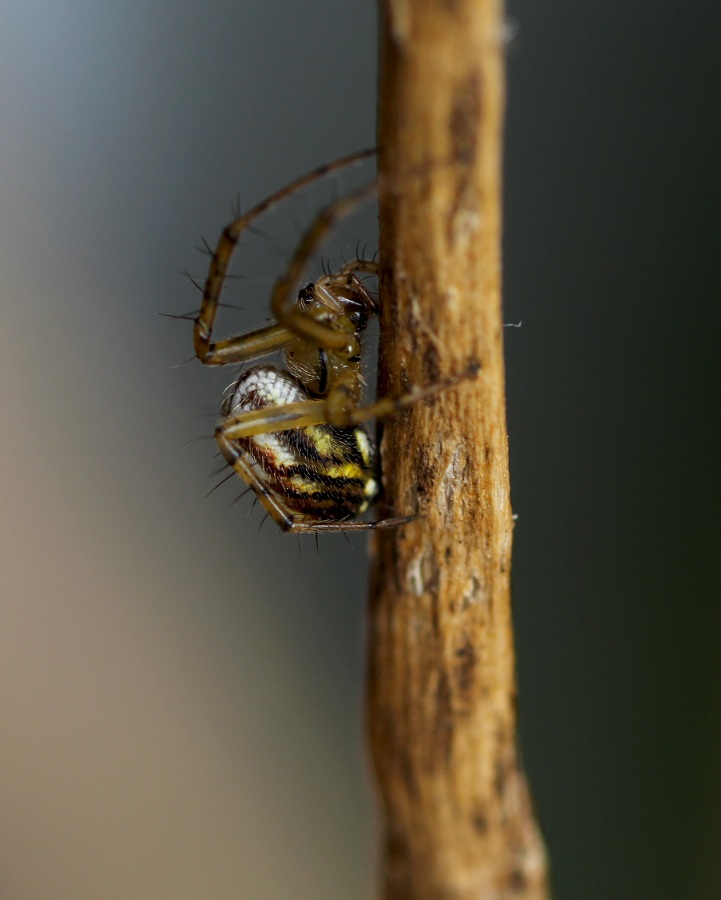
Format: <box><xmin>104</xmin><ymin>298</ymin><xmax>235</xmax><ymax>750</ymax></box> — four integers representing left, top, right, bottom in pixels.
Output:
<box><xmin>298</xmin><ymin>283</ymin><xmax>315</xmax><ymax>307</ymax></box>
<box><xmin>344</xmin><ymin>300</ymin><xmax>369</xmax><ymax>331</ymax></box>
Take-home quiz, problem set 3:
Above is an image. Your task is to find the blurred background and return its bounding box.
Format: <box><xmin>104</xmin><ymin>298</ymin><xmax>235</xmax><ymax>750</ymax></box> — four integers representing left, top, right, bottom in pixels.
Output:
<box><xmin>0</xmin><ymin>1</ymin><xmax>718</xmax><ymax>898</ymax></box>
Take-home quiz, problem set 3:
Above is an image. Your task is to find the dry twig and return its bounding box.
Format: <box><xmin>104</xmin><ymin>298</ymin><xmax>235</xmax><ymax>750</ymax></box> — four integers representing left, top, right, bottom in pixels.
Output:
<box><xmin>367</xmin><ymin>1</ymin><xmax>550</xmax><ymax>896</ymax></box>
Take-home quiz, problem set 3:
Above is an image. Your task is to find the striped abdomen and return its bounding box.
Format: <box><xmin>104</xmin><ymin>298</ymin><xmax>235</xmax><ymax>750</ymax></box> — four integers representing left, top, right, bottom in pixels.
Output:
<box><xmin>223</xmin><ymin>366</ymin><xmax>378</xmax><ymax>523</ymax></box>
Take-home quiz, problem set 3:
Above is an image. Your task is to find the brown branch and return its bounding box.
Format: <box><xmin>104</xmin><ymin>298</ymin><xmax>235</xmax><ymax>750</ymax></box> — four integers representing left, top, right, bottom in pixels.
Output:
<box><xmin>366</xmin><ymin>1</ymin><xmax>550</xmax><ymax>897</ymax></box>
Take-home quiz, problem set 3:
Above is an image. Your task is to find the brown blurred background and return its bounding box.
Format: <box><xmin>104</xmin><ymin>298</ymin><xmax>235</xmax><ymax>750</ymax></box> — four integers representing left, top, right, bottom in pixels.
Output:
<box><xmin>0</xmin><ymin>2</ymin><xmax>718</xmax><ymax>898</ymax></box>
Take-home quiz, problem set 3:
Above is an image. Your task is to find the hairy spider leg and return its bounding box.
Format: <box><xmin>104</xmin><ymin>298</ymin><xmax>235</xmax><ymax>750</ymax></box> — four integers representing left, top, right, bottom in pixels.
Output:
<box><xmin>194</xmin><ymin>148</ymin><xmax>376</xmax><ymax>367</ymax></box>
<box><xmin>337</xmin><ymin>257</ymin><xmax>379</xmax><ymax>281</ymax></box>
<box><xmin>216</xmin><ymin>367</ymin><xmax>478</xmax><ymax>441</ymax></box>
<box><xmin>267</xmin><ymin>181</ymin><xmax>378</xmax><ymax>356</ymax></box>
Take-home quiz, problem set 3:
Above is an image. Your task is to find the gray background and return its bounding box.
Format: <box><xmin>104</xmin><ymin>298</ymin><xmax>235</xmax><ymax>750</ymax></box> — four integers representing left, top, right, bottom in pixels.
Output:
<box><xmin>0</xmin><ymin>1</ymin><xmax>718</xmax><ymax>898</ymax></box>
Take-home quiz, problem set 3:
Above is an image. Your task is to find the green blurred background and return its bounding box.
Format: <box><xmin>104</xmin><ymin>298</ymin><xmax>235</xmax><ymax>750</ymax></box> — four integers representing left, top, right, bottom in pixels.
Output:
<box><xmin>0</xmin><ymin>2</ymin><xmax>718</xmax><ymax>898</ymax></box>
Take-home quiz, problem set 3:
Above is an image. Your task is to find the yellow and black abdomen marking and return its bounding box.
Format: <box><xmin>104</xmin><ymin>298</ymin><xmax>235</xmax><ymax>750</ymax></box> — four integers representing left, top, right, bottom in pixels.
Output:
<box><xmin>224</xmin><ymin>366</ymin><xmax>378</xmax><ymax>523</ymax></box>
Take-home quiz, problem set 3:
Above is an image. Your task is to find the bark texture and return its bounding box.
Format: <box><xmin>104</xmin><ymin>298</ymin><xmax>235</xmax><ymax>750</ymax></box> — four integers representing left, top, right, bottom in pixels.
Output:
<box><xmin>367</xmin><ymin>1</ymin><xmax>549</xmax><ymax>897</ymax></box>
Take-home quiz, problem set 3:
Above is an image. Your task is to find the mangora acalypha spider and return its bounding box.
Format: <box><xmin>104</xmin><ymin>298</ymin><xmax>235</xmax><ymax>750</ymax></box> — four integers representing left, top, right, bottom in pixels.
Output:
<box><xmin>192</xmin><ymin>150</ymin><xmax>476</xmax><ymax>532</ymax></box>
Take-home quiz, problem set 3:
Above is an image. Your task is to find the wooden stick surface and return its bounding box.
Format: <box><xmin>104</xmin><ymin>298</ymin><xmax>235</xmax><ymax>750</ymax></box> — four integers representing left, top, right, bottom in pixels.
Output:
<box><xmin>368</xmin><ymin>1</ymin><xmax>549</xmax><ymax>896</ymax></box>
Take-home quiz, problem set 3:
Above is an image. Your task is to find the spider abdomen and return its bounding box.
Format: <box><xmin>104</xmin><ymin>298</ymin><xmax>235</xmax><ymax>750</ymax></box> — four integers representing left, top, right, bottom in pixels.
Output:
<box><xmin>225</xmin><ymin>366</ymin><xmax>379</xmax><ymax>523</ymax></box>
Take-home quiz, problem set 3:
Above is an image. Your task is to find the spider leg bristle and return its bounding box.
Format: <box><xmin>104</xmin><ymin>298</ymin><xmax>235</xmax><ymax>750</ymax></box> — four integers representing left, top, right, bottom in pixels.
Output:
<box><xmin>168</xmin><ymin>355</ymin><xmax>198</xmax><ymax>369</ymax></box>
<box><xmin>198</xmin><ymin>236</ymin><xmax>214</xmax><ymax>257</ymax></box>
<box><xmin>180</xmin><ymin>269</ymin><xmax>204</xmax><ymax>292</ymax></box>
<box><xmin>231</xmin><ymin>486</ymin><xmax>253</xmax><ymax>507</ymax></box>
<box><xmin>315</xmin><ymin>532</ymin><xmax>319</xmax><ymax>555</ymax></box>
<box><xmin>182</xmin><ymin>434</ymin><xmax>216</xmax><ymax>447</ymax></box>
<box><xmin>245</xmin><ymin>225</ymin><xmax>275</xmax><ymax>243</ymax></box>
<box><xmin>258</xmin><ymin>512</ymin><xmax>270</xmax><ymax>532</ymax></box>
<box><xmin>342</xmin><ymin>530</ymin><xmax>353</xmax><ymax>548</ymax></box>
<box><xmin>297</xmin><ymin>536</ymin><xmax>303</xmax><ymax>564</ymax></box>
<box><xmin>215</xmin><ymin>300</ymin><xmax>245</xmax><ymax>311</ymax></box>
<box><xmin>158</xmin><ymin>311</ymin><xmax>198</xmax><ymax>322</ymax></box>
<box><xmin>205</xmin><ymin>470</ymin><xmax>235</xmax><ymax>498</ymax></box>
<box><xmin>245</xmin><ymin>224</ymin><xmax>288</xmax><ymax>262</ymax></box>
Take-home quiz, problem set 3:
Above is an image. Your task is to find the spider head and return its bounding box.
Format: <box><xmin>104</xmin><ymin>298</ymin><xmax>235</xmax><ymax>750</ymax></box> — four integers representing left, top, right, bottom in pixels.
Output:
<box><xmin>298</xmin><ymin>273</ymin><xmax>376</xmax><ymax>336</ymax></box>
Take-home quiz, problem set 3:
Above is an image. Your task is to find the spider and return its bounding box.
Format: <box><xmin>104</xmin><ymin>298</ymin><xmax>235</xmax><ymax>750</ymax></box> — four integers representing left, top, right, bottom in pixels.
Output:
<box><xmin>193</xmin><ymin>149</ymin><xmax>474</xmax><ymax>532</ymax></box>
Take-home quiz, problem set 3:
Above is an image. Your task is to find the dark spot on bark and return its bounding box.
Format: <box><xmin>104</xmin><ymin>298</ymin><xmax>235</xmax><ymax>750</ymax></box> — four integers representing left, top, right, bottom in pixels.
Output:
<box><xmin>390</xmin><ymin>299</ymin><xmax>400</xmax><ymax>334</ymax></box>
<box><xmin>494</xmin><ymin>758</ymin><xmax>506</xmax><ymax>798</ymax></box>
<box><xmin>430</xmin><ymin>589</ymin><xmax>440</xmax><ymax>637</ymax></box>
<box><xmin>423</xmin><ymin>343</ymin><xmax>441</xmax><ymax>383</ymax></box>
<box><xmin>472</xmin><ymin>809</ymin><xmax>488</xmax><ymax>833</ymax></box>
<box><xmin>445</xmin><ymin>545</ymin><xmax>452</xmax><ymax>561</ymax></box>
<box><xmin>394</xmin><ymin>405</ymin><xmax>412</xmax><ymax>426</ymax></box>
<box><xmin>415</xmin><ymin>450</ymin><xmax>435</xmax><ymax>495</ymax></box>
<box><xmin>386</xmin><ymin>822</ymin><xmax>410</xmax><ymax>863</ymax></box>
<box><xmin>484</xmin><ymin>444</ymin><xmax>491</xmax><ymax>463</ymax></box>
<box><xmin>454</xmin><ymin>636</ymin><xmax>477</xmax><ymax>697</ymax></box>
<box><xmin>400</xmin><ymin>751</ymin><xmax>418</xmax><ymax>797</ymax></box>
<box><xmin>447</xmin><ymin>73</ymin><xmax>483</xmax><ymax>246</ymax></box>
<box><xmin>433</xmin><ymin>670</ymin><xmax>453</xmax><ymax>766</ymax></box>
<box><xmin>450</xmin><ymin>72</ymin><xmax>482</xmax><ymax>168</ymax></box>
<box><xmin>509</xmin><ymin>868</ymin><xmax>528</xmax><ymax>893</ymax></box>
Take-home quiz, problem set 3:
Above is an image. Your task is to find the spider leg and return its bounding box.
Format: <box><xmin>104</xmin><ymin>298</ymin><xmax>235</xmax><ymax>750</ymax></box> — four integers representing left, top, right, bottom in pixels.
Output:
<box><xmin>338</xmin><ymin>257</ymin><xmax>379</xmax><ymax>276</ymax></box>
<box><xmin>194</xmin><ymin>148</ymin><xmax>375</xmax><ymax>365</ymax></box>
<box><xmin>269</xmin><ymin>181</ymin><xmax>378</xmax><ymax>355</ymax></box>
<box><xmin>214</xmin><ymin>431</ymin><xmax>298</xmax><ymax>530</ymax></box>
<box><xmin>217</xmin><ymin>399</ymin><xmax>329</xmax><ymax>440</ymax></box>
<box><xmin>197</xmin><ymin>321</ymin><xmax>296</xmax><ymax>367</ymax></box>
<box><xmin>216</xmin><ymin>365</ymin><xmax>479</xmax><ymax>441</ymax></box>
<box><xmin>286</xmin><ymin>513</ymin><xmax>415</xmax><ymax>532</ymax></box>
